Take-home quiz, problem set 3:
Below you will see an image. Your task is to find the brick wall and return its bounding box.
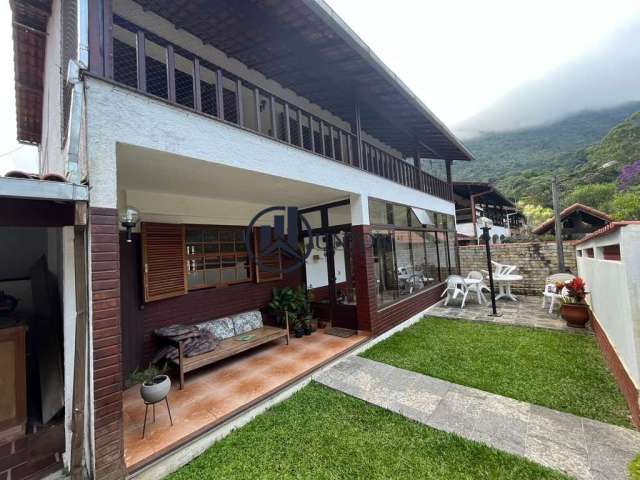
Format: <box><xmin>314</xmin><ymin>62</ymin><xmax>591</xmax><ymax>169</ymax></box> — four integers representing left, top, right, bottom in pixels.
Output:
<box><xmin>459</xmin><ymin>241</ymin><xmax>577</xmax><ymax>294</ymax></box>
<box><xmin>591</xmin><ymin>313</ymin><xmax>640</xmax><ymax>427</ymax></box>
<box><xmin>375</xmin><ymin>285</ymin><xmax>444</xmax><ymax>334</ymax></box>
<box><xmin>90</xmin><ymin>208</ymin><xmax>125</xmax><ymax>480</ymax></box>
<box><xmin>0</xmin><ymin>425</ymin><xmax>64</xmax><ymax>480</ymax></box>
<box><xmin>351</xmin><ymin>225</ymin><xmax>376</xmax><ymax>332</ymax></box>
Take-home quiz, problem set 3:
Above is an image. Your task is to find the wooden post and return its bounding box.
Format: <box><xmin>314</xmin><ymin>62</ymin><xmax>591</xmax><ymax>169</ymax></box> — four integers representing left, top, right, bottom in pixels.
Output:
<box><xmin>136</xmin><ymin>31</ymin><xmax>146</xmax><ymax>92</ymax></box>
<box><xmin>70</xmin><ymin>222</ymin><xmax>88</xmax><ymax>479</ymax></box>
<box><xmin>284</xmin><ymin>103</ymin><xmax>292</xmax><ymax>144</ymax></box>
<box><xmin>354</xmin><ymin>102</ymin><xmax>363</xmax><ymax>168</ymax></box>
<box><xmin>446</xmin><ymin>160</ymin><xmax>453</xmax><ymax>201</ymax></box>
<box><xmin>166</xmin><ymin>45</ymin><xmax>176</xmax><ymax>103</ymax></box>
<box><xmin>216</xmin><ymin>70</ymin><xmax>224</xmax><ymax>119</ymax></box>
<box><xmin>414</xmin><ymin>149</ymin><xmax>422</xmax><ymax>191</ymax></box>
<box><xmin>319</xmin><ymin>121</ymin><xmax>326</xmax><ymax>156</ymax></box>
<box><xmin>193</xmin><ymin>58</ymin><xmax>202</xmax><ymax>111</ymax></box>
<box><xmin>329</xmin><ymin>126</ymin><xmax>336</xmax><ymax>159</ymax></box>
<box><xmin>298</xmin><ymin>109</ymin><xmax>304</xmax><ymax>148</ymax></box>
<box><xmin>103</xmin><ymin>0</ymin><xmax>113</xmax><ymax>78</ymax></box>
<box><xmin>310</xmin><ymin>116</ymin><xmax>316</xmax><ymax>152</ymax></box>
<box><xmin>255</xmin><ymin>88</ymin><xmax>262</xmax><ymax>132</ymax></box>
<box><xmin>270</xmin><ymin>96</ymin><xmax>277</xmax><ymax>138</ymax></box>
<box><xmin>236</xmin><ymin>79</ymin><xmax>244</xmax><ymax>126</ymax></box>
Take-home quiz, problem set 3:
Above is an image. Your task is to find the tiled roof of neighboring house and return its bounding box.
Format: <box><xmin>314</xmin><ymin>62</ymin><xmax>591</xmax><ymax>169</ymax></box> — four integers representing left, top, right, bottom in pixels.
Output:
<box><xmin>10</xmin><ymin>0</ymin><xmax>51</xmax><ymax>145</ymax></box>
<box><xmin>0</xmin><ymin>171</ymin><xmax>88</xmax><ymax>202</ymax></box>
<box><xmin>574</xmin><ymin>221</ymin><xmax>640</xmax><ymax>245</ymax></box>
<box><xmin>532</xmin><ymin>203</ymin><xmax>612</xmax><ymax>235</ymax></box>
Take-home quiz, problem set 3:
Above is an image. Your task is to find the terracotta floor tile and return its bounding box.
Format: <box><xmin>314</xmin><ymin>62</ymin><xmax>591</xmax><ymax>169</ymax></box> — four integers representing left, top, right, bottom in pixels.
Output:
<box><xmin>123</xmin><ymin>329</ymin><xmax>367</xmax><ymax>469</ymax></box>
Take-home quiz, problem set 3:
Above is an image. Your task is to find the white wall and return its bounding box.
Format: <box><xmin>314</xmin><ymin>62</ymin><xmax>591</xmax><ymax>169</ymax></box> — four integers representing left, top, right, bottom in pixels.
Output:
<box><xmin>85</xmin><ymin>78</ymin><xmax>455</xmax><ymax>221</ymax></box>
<box><xmin>39</xmin><ymin>0</ymin><xmax>64</xmax><ymax>175</ymax></box>
<box><xmin>577</xmin><ymin>224</ymin><xmax>640</xmax><ymax>385</ymax></box>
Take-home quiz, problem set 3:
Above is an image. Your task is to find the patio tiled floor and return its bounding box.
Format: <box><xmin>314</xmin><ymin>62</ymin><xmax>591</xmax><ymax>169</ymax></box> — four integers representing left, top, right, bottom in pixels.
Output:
<box><xmin>428</xmin><ymin>294</ymin><xmax>592</xmax><ymax>333</ymax></box>
<box><xmin>123</xmin><ymin>329</ymin><xmax>367</xmax><ymax>470</ymax></box>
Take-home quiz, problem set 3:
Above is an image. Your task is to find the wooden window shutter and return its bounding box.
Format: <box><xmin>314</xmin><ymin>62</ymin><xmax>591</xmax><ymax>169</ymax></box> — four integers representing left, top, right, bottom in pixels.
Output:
<box><xmin>141</xmin><ymin>223</ymin><xmax>187</xmax><ymax>302</ymax></box>
<box><xmin>253</xmin><ymin>227</ymin><xmax>284</xmax><ymax>283</ymax></box>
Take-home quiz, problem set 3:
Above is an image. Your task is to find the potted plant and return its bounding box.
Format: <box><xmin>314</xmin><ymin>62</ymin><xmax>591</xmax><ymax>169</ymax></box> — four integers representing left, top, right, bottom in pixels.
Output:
<box><xmin>126</xmin><ymin>365</ymin><xmax>171</xmax><ymax>404</ymax></box>
<box><xmin>560</xmin><ymin>277</ymin><xmax>590</xmax><ymax>328</ymax></box>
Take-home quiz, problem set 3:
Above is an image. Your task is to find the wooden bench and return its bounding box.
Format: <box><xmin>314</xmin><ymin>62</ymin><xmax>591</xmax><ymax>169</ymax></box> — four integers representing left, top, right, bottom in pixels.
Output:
<box><xmin>169</xmin><ymin>315</ymin><xmax>289</xmax><ymax>389</ymax></box>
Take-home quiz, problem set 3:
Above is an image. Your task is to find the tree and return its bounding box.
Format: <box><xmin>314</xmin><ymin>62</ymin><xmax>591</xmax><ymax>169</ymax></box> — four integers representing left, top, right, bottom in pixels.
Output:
<box><xmin>609</xmin><ymin>189</ymin><xmax>640</xmax><ymax>220</ymax></box>
<box><xmin>563</xmin><ymin>183</ymin><xmax>616</xmax><ymax>211</ymax></box>
<box><xmin>517</xmin><ymin>201</ymin><xmax>553</xmax><ymax>227</ymax></box>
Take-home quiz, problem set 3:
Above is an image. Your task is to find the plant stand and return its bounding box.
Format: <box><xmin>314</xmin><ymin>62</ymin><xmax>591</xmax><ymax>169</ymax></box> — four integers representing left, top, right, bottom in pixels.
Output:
<box><xmin>142</xmin><ymin>396</ymin><xmax>173</xmax><ymax>439</ymax></box>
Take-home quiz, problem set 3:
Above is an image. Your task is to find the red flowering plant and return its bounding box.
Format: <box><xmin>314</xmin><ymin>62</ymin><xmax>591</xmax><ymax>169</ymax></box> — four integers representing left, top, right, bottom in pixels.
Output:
<box><xmin>562</xmin><ymin>277</ymin><xmax>588</xmax><ymax>304</ymax></box>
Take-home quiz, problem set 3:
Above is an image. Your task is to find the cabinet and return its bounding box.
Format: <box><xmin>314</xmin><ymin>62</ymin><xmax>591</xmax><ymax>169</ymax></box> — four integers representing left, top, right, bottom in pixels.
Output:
<box><xmin>0</xmin><ymin>326</ymin><xmax>27</xmax><ymax>442</ymax></box>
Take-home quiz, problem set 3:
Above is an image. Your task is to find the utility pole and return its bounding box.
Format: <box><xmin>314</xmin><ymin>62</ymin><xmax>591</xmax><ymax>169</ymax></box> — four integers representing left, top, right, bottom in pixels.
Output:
<box><xmin>551</xmin><ymin>176</ymin><xmax>565</xmax><ymax>272</ymax></box>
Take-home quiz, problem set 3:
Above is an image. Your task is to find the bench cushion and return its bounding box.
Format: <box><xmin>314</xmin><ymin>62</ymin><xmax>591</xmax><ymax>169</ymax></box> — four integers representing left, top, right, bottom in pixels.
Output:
<box><xmin>197</xmin><ymin>317</ymin><xmax>235</xmax><ymax>340</ymax></box>
<box><xmin>231</xmin><ymin>310</ymin><xmax>263</xmax><ymax>335</ymax></box>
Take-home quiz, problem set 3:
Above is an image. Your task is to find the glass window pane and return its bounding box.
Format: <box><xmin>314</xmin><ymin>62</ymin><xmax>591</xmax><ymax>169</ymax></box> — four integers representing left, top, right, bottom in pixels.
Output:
<box><xmin>372</xmin><ymin>230</ymin><xmax>397</xmax><ymax>307</ymax></box>
<box><xmin>437</xmin><ymin>231</ymin><xmax>450</xmax><ymax>279</ymax></box>
<box><xmin>241</xmin><ymin>85</ymin><xmax>257</xmax><ymax>130</ymax></box>
<box><xmin>393</xmin><ymin>205</ymin><xmax>409</xmax><ymax>227</ymax></box>
<box><xmin>187</xmin><ymin>259</ymin><xmax>204</xmax><ymax>289</ymax></box>
<box><xmin>204</xmin><ymin>229</ymin><xmax>218</xmax><ymax>242</ymax></box>
<box><xmin>368</xmin><ymin>199</ymin><xmax>387</xmax><ymax>225</ymax></box>
<box><xmin>259</xmin><ymin>94</ymin><xmax>273</xmax><ymax>136</ymax></box>
<box><xmin>222</xmin><ymin>268</ymin><xmax>236</xmax><ymax>283</ymax></box>
<box><xmin>394</xmin><ymin>230</ymin><xmax>413</xmax><ymax>297</ymax></box>
<box><xmin>424</xmin><ymin>231</ymin><xmax>440</xmax><ymax>283</ymax></box>
<box><xmin>204</xmin><ymin>259</ymin><xmax>221</xmax><ymax>286</ymax></box>
<box><xmin>186</xmin><ymin>227</ymin><xmax>202</xmax><ymax>243</ymax></box>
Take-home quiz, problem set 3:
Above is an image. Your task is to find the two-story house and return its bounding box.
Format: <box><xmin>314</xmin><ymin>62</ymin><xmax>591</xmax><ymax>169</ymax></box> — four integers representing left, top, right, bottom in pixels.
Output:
<box><xmin>7</xmin><ymin>0</ymin><xmax>474</xmax><ymax>478</ymax></box>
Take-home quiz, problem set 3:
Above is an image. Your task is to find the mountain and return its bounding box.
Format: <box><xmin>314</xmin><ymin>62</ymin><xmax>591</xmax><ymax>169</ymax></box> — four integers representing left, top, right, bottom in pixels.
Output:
<box><xmin>455</xmin><ymin>16</ymin><xmax>640</xmax><ymax>138</ymax></box>
<box><xmin>497</xmin><ymin>109</ymin><xmax>640</xmax><ymax>209</ymax></box>
<box><xmin>454</xmin><ymin>101</ymin><xmax>640</xmax><ymax>193</ymax></box>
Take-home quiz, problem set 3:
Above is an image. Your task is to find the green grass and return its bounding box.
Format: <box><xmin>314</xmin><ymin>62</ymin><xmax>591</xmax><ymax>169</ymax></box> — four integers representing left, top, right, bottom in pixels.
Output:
<box><xmin>361</xmin><ymin>316</ymin><xmax>631</xmax><ymax>427</ymax></box>
<box><xmin>171</xmin><ymin>383</ymin><xmax>568</xmax><ymax>480</ymax></box>
<box><xmin>630</xmin><ymin>453</ymin><xmax>640</xmax><ymax>480</ymax></box>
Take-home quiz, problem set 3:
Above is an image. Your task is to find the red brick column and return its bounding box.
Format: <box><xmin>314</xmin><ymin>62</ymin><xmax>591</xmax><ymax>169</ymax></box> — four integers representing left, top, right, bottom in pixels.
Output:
<box><xmin>351</xmin><ymin>225</ymin><xmax>377</xmax><ymax>333</ymax></box>
<box><xmin>90</xmin><ymin>208</ymin><xmax>125</xmax><ymax>479</ymax></box>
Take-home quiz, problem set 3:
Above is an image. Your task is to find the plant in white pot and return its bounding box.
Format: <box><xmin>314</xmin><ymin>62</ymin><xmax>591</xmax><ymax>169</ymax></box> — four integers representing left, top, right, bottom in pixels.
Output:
<box><xmin>126</xmin><ymin>364</ymin><xmax>171</xmax><ymax>404</ymax></box>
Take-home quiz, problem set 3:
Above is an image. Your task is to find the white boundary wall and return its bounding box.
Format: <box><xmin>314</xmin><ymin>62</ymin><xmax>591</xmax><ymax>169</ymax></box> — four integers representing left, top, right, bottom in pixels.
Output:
<box><xmin>576</xmin><ymin>224</ymin><xmax>640</xmax><ymax>385</ymax></box>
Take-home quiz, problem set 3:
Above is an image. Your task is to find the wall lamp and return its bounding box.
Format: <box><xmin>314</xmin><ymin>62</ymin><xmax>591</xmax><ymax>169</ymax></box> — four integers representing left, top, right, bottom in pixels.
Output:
<box><xmin>120</xmin><ymin>206</ymin><xmax>140</xmax><ymax>243</ymax></box>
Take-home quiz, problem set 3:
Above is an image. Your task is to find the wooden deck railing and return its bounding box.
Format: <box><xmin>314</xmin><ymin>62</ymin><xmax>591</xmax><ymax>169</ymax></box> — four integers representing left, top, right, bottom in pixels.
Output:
<box><xmin>110</xmin><ymin>15</ymin><xmax>453</xmax><ymax>203</ymax></box>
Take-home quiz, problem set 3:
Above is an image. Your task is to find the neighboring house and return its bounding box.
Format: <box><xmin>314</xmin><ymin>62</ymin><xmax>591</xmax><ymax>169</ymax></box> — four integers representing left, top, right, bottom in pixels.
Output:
<box><xmin>453</xmin><ymin>182</ymin><xmax>524</xmax><ymax>244</ymax></box>
<box><xmin>533</xmin><ymin>203</ymin><xmax>612</xmax><ymax>240</ymax></box>
<box><xmin>7</xmin><ymin>1</ymin><xmax>474</xmax><ymax>478</ymax></box>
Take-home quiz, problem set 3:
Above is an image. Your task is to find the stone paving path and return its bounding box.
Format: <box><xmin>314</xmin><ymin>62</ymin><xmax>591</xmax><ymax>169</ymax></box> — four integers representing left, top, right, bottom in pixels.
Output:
<box><xmin>316</xmin><ymin>356</ymin><xmax>640</xmax><ymax>480</ymax></box>
<box><xmin>428</xmin><ymin>295</ymin><xmax>592</xmax><ymax>334</ymax></box>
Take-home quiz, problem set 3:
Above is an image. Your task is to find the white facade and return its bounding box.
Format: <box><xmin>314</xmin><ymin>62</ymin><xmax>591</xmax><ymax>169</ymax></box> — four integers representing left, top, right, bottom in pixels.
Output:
<box><xmin>577</xmin><ymin>224</ymin><xmax>640</xmax><ymax>385</ymax></box>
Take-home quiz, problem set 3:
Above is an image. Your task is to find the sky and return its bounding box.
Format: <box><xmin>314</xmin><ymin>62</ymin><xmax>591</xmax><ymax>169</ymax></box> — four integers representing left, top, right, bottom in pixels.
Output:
<box><xmin>1</xmin><ymin>0</ymin><xmax>639</xmax><ymax>174</ymax></box>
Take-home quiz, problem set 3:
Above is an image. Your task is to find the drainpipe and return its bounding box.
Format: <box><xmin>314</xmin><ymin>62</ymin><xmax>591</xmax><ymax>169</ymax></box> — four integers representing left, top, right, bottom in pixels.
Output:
<box><xmin>66</xmin><ymin>0</ymin><xmax>89</xmax><ymax>185</ymax></box>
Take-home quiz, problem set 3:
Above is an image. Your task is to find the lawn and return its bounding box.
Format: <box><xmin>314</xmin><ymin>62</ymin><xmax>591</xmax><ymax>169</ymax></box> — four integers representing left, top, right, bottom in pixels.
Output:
<box><xmin>361</xmin><ymin>316</ymin><xmax>631</xmax><ymax>427</ymax></box>
<box><xmin>171</xmin><ymin>382</ymin><xmax>568</xmax><ymax>480</ymax></box>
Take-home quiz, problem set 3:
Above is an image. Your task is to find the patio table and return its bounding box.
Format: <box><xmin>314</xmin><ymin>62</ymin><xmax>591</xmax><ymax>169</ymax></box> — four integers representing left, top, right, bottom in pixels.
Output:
<box><xmin>493</xmin><ymin>274</ymin><xmax>523</xmax><ymax>302</ymax></box>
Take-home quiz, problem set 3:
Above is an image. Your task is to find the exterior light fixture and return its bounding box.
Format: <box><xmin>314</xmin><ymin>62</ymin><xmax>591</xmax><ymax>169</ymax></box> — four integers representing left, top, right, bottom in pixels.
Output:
<box><xmin>120</xmin><ymin>206</ymin><xmax>140</xmax><ymax>243</ymax></box>
<box><xmin>478</xmin><ymin>216</ymin><xmax>500</xmax><ymax>317</ymax></box>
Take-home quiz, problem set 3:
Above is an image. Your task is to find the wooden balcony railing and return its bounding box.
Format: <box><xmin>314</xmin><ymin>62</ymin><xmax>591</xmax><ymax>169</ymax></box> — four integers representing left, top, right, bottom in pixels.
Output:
<box><xmin>110</xmin><ymin>15</ymin><xmax>453</xmax><ymax>202</ymax></box>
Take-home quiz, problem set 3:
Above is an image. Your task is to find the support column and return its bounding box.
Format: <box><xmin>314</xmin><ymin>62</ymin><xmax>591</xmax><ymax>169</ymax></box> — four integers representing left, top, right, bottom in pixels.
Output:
<box><xmin>354</xmin><ymin>103</ymin><xmax>363</xmax><ymax>168</ymax></box>
<box><xmin>445</xmin><ymin>160</ymin><xmax>453</xmax><ymax>201</ymax></box>
<box><xmin>414</xmin><ymin>149</ymin><xmax>422</xmax><ymax>191</ymax></box>
<box><xmin>350</xmin><ymin>195</ymin><xmax>376</xmax><ymax>332</ymax></box>
<box><xmin>90</xmin><ymin>207</ymin><xmax>125</xmax><ymax>480</ymax></box>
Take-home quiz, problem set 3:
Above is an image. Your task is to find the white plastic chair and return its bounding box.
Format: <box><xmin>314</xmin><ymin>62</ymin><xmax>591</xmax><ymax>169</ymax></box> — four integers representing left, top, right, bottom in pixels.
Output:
<box><xmin>441</xmin><ymin>275</ymin><xmax>469</xmax><ymax>308</ymax></box>
<box><xmin>542</xmin><ymin>273</ymin><xmax>576</xmax><ymax>314</ymax></box>
<box><xmin>466</xmin><ymin>271</ymin><xmax>490</xmax><ymax>304</ymax></box>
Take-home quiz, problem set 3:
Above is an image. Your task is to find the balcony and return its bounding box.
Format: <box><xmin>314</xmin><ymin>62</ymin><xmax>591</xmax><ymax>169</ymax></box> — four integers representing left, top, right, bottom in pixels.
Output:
<box><xmin>85</xmin><ymin>1</ymin><xmax>467</xmax><ymax>203</ymax></box>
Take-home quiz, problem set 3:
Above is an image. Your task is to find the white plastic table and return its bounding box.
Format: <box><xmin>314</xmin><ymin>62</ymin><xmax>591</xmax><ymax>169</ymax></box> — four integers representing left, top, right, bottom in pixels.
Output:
<box><xmin>493</xmin><ymin>274</ymin><xmax>523</xmax><ymax>302</ymax></box>
<box><xmin>463</xmin><ymin>278</ymin><xmax>486</xmax><ymax>305</ymax></box>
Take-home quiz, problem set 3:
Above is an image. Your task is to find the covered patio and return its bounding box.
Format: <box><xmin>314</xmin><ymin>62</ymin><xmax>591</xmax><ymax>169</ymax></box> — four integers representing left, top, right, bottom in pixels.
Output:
<box><xmin>123</xmin><ymin>327</ymin><xmax>366</xmax><ymax>469</ymax></box>
<box><xmin>115</xmin><ymin>144</ymin><xmax>374</xmax><ymax>471</ymax></box>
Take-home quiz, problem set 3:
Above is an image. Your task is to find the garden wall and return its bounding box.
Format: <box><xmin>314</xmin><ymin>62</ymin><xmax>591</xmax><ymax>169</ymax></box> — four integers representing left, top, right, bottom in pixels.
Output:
<box><xmin>459</xmin><ymin>241</ymin><xmax>577</xmax><ymax>294</ymax></box>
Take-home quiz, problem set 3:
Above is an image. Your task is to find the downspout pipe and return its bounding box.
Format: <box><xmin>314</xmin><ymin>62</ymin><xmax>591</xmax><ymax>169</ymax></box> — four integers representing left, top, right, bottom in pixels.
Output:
<box><xmin>65</xmin><ymin>0</ymin><xmax>89</xmax><ymax>185</ymax></box>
